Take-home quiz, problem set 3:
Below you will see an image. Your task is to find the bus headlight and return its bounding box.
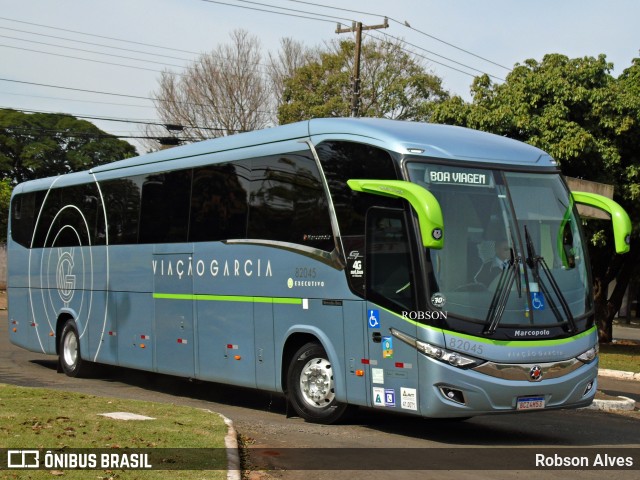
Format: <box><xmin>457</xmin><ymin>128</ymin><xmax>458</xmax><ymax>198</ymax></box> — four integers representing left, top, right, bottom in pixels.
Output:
<box><xmin>576</xmin><ymin>344</ymin><xmax>598</xmax><ymax>364</ymax></box>
<box><xmin>391</xmin><ymin>328</ymin><xmax>481</xmax><ymax>368</ymax></box>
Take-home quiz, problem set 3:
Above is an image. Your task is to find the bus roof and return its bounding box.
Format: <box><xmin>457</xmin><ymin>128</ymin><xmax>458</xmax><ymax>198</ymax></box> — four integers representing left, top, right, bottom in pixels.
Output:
<box><xmin>16</xmin><ymin>118</ymin><xmax>556</xmax><ymax>193</ymax></box>
<box><xmin>307</xmin><ymin>118</ymin><xmax>555</xmax><ymax>167</ymax></box>
<box><xmin>88</xmin><ymin>118</ymin><xmax>554</xmax><ymax>175</ymax></box>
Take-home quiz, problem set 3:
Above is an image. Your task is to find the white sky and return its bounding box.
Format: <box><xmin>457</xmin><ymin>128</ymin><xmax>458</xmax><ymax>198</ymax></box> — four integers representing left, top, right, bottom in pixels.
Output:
<box><xmin>0</xmin><ymin>0</ymin><xmax>638</xmax><ymax>154</ymax></box>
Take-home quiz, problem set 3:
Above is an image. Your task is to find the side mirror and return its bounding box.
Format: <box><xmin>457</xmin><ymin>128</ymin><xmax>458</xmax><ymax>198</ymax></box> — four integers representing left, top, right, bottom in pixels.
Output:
<box><xmin>572</xmin><ymin>191</ymin><xmax>631</xmax><ymax>254</ymax></box>
<box><xmin>347</xmin><ymin>179</ymin><xmax>444</xmax><ymax>249</ymax></box>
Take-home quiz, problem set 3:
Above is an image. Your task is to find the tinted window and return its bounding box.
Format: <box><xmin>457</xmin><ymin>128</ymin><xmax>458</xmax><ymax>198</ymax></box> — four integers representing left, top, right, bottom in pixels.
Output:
<box><xmin>10</xmin><ymin>192</ymin><xmax>37</xmax><ymax>247</ymax></box>
<box><xmin>189</xmin><ymin>161</ymin><xmax>250</xmax><ymax>242</ymax></box>
<box><xmin>366</xmin><ymin>208</ymin><xmax>416</xmax><ymax>313</ymax></box>
<box><xmin>248</xmin><ymin>153</ymin><xmax>333</xmax><ymax>252</ymax></box>
<box><xmin>315</xmin><ymin>141</ymin><xmax>399</xmax><ymax>236</ymax></box>
<box><xmin>138</xmin><ymin>170</ymin><xmax>192</xmax><ymax>244</ymax></box>
<box><xmin>316</xmin><ymin>141</ymin><xmax>400</xmax><ymax>296</ymax></box>
<box><xmin>100</xmin><ymin>177</ymin><xmax>141</xmax><ymax>245</ymax></box>
<box><xmin>19</xmin><ymin>183</ymin><xmax>105</xmax><ymax>248</ymax></box>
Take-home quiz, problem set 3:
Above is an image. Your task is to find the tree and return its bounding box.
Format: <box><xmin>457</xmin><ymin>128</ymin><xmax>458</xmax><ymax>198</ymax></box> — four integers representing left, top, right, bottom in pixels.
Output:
<box><xmin>0</xmin><ymin>109</ymin><xmax>136</xmax><ymax>185</ymax></box>
<box><xmin>432</xmin><ymin>54</ymin><xmax>640</xmax><ymax>342</ymax></box>
<box><xmin>278</xmin><ymin>38</ymin><xmax>449</xmax><ymax>124</ymax></box>
<box><xmin>149</xmin><ymin>29</ymin><xmax>273</xmax><ymax>147</ymax></box>
<box><xmin>0</xmin><ymin>108</ymin><xmax>137</xmax><ymax>242</ymax></box>
<box><xmin>267</xmin><ymin>37</ymin><xmax>316</xmax><ymax>110</ymax></box>
<box><xmin>0</xmin><ymin>178</ymin><xmax>11</xmax><ymax>242</ymax></box>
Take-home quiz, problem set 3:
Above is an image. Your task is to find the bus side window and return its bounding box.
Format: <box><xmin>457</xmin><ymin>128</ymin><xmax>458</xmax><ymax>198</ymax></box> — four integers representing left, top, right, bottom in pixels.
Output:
<box><xmin>248</xmin><ymin>153</ymin><xmax>333</xmax><ymax>251</ymax></box>
<box><xmin>139</xmin><ymin>170</ymin><xmax>191</xmax><ymax>244</ymax></box>
<box><xmin>189</xmin><ymin>162</ymin><xmax>250</xmax><ymax>242</ymax></box>
<box><xmin>365</xmin><ymin>208</ymin><xmax>416</xmax><ymax>313</ymax></box>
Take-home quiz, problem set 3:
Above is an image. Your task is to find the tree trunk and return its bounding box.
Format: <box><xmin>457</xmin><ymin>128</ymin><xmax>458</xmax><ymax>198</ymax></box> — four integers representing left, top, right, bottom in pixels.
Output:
<box><xmin>593</xmin><ymin>248</ymin><xmax>639</xmax><ymax>343</ymax></box>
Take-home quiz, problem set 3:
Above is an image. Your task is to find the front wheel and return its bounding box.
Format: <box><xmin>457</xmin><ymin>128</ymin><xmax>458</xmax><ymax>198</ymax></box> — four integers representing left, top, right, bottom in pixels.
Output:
<box><xmin>59</xmin><ymin>319</ymin><xmax>91</xmax><ymax>377</ymax></box>
<box><xmin>286</xmin><ymin>342</ymin><xmax>349</xmax><ymax>424</ymax></box>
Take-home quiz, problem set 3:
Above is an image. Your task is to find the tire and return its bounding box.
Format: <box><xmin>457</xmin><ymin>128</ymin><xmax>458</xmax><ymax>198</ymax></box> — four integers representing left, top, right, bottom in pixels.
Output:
<box><xmin>286</xmin><ymin>342</ymin><xmax>349</xmax><ymax>424</ymax></box>
<box><xmin>59</xmin><ymin>319</ymin><xmax>91</xmax><ymax>377</ymax></box>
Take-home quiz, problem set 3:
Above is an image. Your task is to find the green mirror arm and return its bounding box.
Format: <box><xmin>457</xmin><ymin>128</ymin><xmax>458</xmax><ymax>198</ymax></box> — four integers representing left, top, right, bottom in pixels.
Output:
<box><xmin>347</xmin><ymin>179</ymin><xmax>444</xmax><ymax>249</ymax></box>
<box><xmin>572</xmin><ymin>191</ymin><xmax>632</xmax><ymax>254</ymax></box>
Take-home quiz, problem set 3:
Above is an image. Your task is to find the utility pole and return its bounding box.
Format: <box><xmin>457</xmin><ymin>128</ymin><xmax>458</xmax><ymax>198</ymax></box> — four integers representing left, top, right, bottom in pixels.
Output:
<box><xmin>336</xmin><ymin>18</ymin><xmax>389</xmax><ymax>117</ymax></box>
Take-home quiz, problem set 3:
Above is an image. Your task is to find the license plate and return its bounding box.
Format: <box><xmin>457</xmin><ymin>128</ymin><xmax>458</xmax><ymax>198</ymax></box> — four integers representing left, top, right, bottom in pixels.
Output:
<box><xmin>517</xmin><ymin>395</ymin><xmax>545</xmax><ymax>410</ymax></box>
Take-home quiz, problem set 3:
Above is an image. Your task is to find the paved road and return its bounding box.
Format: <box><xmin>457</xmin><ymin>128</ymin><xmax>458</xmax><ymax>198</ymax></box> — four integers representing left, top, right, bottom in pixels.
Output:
<box><xmin>614</xmin><ymin>322</ymin><xmax>640</xmax><ymax>342</ymax></box>
<box><xmin>1</xmin><ymin>311</ymin><xmax>639</xmax><ymax>479</ymax></box>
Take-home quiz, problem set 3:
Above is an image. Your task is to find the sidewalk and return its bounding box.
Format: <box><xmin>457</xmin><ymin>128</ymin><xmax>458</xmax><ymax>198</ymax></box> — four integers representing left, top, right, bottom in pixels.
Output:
<box><xmin>589</xmin><ymin>322</ymin><xmax>640</xmax><ymax>412</ymax></box>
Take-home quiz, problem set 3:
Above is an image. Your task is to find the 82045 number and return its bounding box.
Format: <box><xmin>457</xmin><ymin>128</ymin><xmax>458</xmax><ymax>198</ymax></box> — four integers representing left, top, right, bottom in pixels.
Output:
<box><xmin>448</xmin><ymin>338</ymin><xmax>483</xmax><ymax>355</ymax></box>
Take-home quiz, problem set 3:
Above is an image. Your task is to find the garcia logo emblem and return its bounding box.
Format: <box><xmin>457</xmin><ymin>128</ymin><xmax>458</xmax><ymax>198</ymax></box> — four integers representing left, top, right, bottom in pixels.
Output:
<box><xmin>56</xmin><ymin>249</ymin><xmax>76</xmax><ymax>306</ymax></box>
<box><xmin>529</xmin><ymin>365</ymin><xmax>543</xmax><ymax>382</ymax></box>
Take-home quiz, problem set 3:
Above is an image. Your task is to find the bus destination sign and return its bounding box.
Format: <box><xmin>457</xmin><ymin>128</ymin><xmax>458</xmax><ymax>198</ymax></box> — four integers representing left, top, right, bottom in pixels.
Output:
<box><xmin>427</xmin><ymin>169</ymin><xmax>491</xmax><ymax>187</ymax></box>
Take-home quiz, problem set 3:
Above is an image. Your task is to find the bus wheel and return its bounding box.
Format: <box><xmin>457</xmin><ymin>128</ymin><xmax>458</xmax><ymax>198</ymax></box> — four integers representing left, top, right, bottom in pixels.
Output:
<box><xmin>287</xmin><ymin>342</ymin><xmax>348</xmax><ymax>424</ymax></box>
<box><xmin>59</xmin><ymin>320</ymin><xmax>90</xmax><ymax>377</ymax></box>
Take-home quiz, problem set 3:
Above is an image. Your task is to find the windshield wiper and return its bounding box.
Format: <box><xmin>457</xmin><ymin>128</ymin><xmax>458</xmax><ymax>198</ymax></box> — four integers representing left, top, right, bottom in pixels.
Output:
<box><xmin>483</xmin><ymin>245</ymin><xmax>522</xmax><ymax>335</ymax></box>
<box><xmin>524</xmin><ymin>225</ymin><xmax>577</xmax><ymax>333</ymax></box>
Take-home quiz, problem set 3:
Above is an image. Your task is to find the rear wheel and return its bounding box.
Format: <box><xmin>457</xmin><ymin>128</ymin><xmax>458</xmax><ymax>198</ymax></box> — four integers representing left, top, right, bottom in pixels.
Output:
<box><xmin>286</xmin><ymin>342</ymin><xmax>349</xmax><ymax>424</ymax></box>
<box><xmin>59</xmin><ymin>319</ymin><xmax>91</xmax><ymax>377</ymax></box>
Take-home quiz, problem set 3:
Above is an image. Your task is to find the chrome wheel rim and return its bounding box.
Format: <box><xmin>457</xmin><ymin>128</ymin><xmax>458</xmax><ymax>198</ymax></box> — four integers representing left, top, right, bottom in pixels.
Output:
<box><xmin>63</xmin><ymin>331</ymin><xmax>78</xmax><ymax>368</ymax></box>
<box><xmin>299</xmin><ymin>357</ymin><xmax>335</xmax><ymax>409</ymax></box>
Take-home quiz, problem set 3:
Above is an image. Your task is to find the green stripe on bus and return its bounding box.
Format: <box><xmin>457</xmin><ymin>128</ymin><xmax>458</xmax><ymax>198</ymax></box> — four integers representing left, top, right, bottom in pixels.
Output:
<box><xmin>153</xmin><ymin>293</ymin><xmax>302</xmax><ymax>305</ymax></box>
<box><xmin>376</xmin><ymin>304</ymin><xmax>596</xmax><ymax>347</ymax></box>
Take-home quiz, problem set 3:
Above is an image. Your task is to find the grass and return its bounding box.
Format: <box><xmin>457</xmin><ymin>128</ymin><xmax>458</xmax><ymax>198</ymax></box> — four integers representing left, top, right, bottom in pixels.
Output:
<box><xmin>0</xmin><ymin>384</ymin><xmax>228</xmax><ymax>479</ymax></box>
<box><xmin>598</xmin><ymin>341</ymin><xmax>640</xmax><ymax>373</ymax></box>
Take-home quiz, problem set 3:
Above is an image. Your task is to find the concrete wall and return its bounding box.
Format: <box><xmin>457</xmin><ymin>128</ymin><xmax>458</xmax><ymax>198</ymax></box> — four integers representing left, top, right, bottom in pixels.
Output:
<box><xmin>566</xmin><ymin>176</ymin><xmax>614</xmax><ymax>220</ymax></box>
<box><xmin>0</xmin><ymin>243</ymin><xmax>5</xmax><ymax>290</ymax></box>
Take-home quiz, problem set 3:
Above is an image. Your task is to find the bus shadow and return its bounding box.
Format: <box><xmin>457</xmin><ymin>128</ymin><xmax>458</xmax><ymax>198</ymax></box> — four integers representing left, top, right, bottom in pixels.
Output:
<box><xmin>27</xmin><ymin>359</ymin><xmax>639</xmax><ymax>447</ymax></box>
<box><xmin>349</xmin><ymin>407</ymin><xmax>639</xmax><ymax>446</ymax></box>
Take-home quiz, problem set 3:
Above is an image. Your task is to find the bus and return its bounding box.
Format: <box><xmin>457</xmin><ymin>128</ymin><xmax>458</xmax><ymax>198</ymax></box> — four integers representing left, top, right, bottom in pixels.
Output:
<box><xmin>7</xmin><ymin>118</ymin><xmax>631</xmax><ymax>424</ymax></box>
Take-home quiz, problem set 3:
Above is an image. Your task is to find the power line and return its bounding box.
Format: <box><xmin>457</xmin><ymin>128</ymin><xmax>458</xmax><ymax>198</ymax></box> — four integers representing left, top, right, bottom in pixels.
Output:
<box><xmin>0</xmin><ymin>44</ymin><xmax>177</xmax><ymax>75</ymax></box>
<box><xmin>364</xmin><ymin>32</ymin><xmax>477</xmax><ymax>80</ymax></box>
<box><xmin>283</xmin><ymin>0</ymin><xmax>511</xmax><ymax>71</ymax></box>
<box><xmin>0</xmin><ymin>77</ymin><xmax>278</xmax><ymax>115</ymax></box>
<box><xmin>0</xmin><ymin>25</ymin><xmax>196</xmax><ymax>62</ymax></box>
<box><xmin>230</xmin><ymin>0</ymin><xmax>353</xmax><ymax>22</ymax></box>
<box><xmin>0</xmin><ymin>23</ymin><xmax>274</xmax><ymax>73</ymax></box>
<box><xmin>0</xmin><ymin>34</ymin><xmax>189</xmax><ymax>70</ymax></box>
<box><xmin>200</xmin><ymin>0</ymin><xmax>340</xmax><ymax>24</ymax></box>
<box><xmin>0</xmin><ymin>16</ymin><xmax>202</xmax><ymax>55</ymax></box>
<box><xmin>0</xmin><ymin>90</ymin><xmax>155</xmax><ymax>109</ymax></box>
<box><xmin>0</xmin><ymin>125</ymin><xmax>195</xmax><ymax>141</ymax></box>
<box><xmin>1</xmin><ymin>106</ymin><xmax>238</xmax><ymax>132</ymax></box>
<box><xmin>205</xmin><ymin>0</ymin><xmax>508</xmax><ymax>81</ymax></box>
<box><xmin>0</xmin><ymin>77</ymin><xmax>157</xmax><ymax>101</ymax></box>
<box><xmin>373</xmin><ymin>30</ymin><xmax>505</xmax><ymax>81</ymax></box>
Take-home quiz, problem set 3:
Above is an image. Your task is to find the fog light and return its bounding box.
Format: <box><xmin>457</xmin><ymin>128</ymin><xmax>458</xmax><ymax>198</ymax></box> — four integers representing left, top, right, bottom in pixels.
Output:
<box><xmin>583</xmin><ymin>380</ymin><xmax>595</xmax><ymax>397</ymax></box>
<box><xmin>440</xmin><ymin>387</ymin><xmax>466</xmax><ymax>405</ymax></box>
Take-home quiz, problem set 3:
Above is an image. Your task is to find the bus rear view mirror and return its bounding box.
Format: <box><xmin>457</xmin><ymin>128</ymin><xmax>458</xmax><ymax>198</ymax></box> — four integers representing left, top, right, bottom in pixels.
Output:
<box><xmin>347</xmin><ymin>179</ymin><xmax>444</xmax><ymax>249</ymax></box>
<box><xmin>571</xmin><ymin>191</ymin><xmax>631</xmax><ymax>254</ymax></box>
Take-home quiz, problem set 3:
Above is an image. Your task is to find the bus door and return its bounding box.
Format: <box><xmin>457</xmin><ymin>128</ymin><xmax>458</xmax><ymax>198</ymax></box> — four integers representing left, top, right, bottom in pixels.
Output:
<box><xmin>364</xmin><ymin>207</ymin><xmax>420</xmax><ymax>413</ymax></box>
<box><xmin>153</xmin><ymin>247</ymin><xmax>195</xmax><ymax>377</ymax></box>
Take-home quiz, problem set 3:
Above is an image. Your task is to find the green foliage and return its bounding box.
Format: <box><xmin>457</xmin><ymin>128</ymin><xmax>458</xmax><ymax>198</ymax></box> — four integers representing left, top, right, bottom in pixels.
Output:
<box><xmin>433</xmin><ymin>54</ymin><xmax>639</xmax><ymax>214</ymax></box>
<box><xmin>0</xmin><ymin>178</ymin><xmax>11</xmax><ymax>241</ymax></box>
<box><xmin>278</xmin><ymin>39</ymin><xmax>448</xmax><ymax>124</ymax></box>
<box><xmin>0</xmin><ymin>109</ymin><xmax>137</xmax><ymax>185</ymax></box>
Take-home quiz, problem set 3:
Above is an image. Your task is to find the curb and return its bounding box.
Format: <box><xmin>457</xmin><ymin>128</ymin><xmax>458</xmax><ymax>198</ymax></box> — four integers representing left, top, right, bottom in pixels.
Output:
<box><xmin>599</xmin><ymin>368</ymin><xmax>640</xmax><ymax>382</ymax></box>
<box><xmin>583</xmin><ymin>396</ymin><xmax>636</xmax><ymax>412</ymax></box>
<box><xmin>220</xmin><ymin>413</ymin><xmax>241</xmax><ymax>480</ymax></box>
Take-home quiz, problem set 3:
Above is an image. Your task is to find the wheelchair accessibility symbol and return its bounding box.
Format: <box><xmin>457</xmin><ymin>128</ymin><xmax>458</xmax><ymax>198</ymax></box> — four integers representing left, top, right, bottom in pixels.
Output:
<box><xmin>368</xmin><ymin>309</ymin><xmax>380</xmax><ymax>328</ymax></box>
<box><xmin>531</xmin><ymin>292</ymin><xmax>545</xmax><ymax>311</ymax></box>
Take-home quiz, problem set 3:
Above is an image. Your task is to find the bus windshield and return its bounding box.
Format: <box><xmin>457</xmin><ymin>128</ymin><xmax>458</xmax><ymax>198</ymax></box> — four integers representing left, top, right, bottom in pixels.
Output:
<box><xmin>406</xmin><ymin>162</ymin><xmax>591</xmax><ymax>329</ymax></box>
